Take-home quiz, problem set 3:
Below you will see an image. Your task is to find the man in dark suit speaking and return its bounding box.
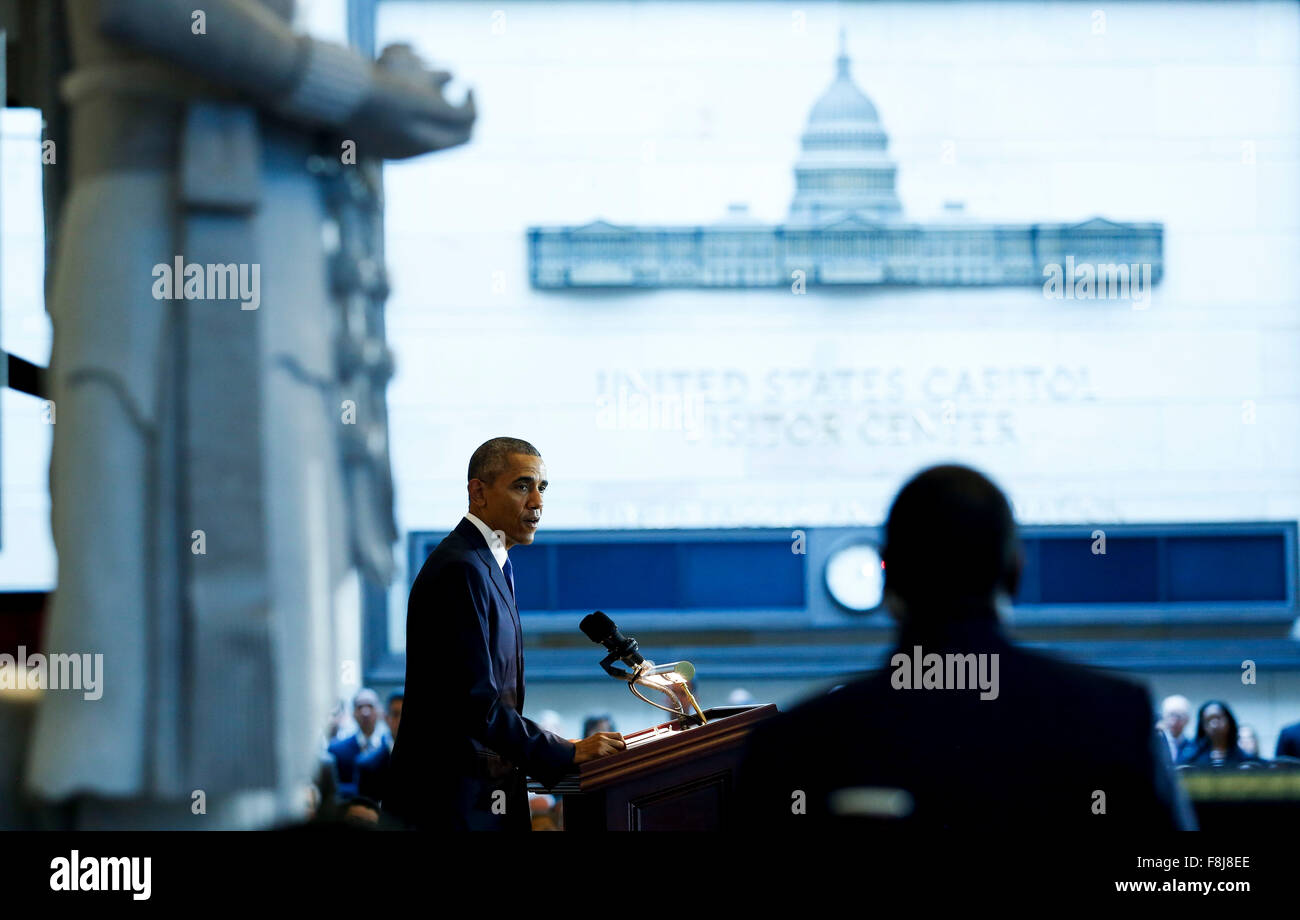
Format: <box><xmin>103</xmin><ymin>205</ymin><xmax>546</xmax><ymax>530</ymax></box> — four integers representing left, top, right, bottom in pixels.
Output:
<box><xmin>734</xmin><ymin>464</ymin><xmax>1195</xmax><ymax>830</ymax></box>
<box><xmin>384</xmin><ymin>437</ymin><xmax>625</xmax><ymax>830</ymax></box>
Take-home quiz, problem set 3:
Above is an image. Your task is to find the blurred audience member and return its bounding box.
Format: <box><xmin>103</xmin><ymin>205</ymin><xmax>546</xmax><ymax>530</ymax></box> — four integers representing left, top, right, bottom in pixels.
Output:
<box><xmin>536</xmin><ymin>709</ymin><xmax>566</xmax><ymax>737</ymax></box>
<box><xmin>529</xmin><ymin>792</ymin><xmax>560</xmax><ymax>831</ymax></box>
<box><xmin>1276</xmin><ymin>718</ymin><xmax>1300</xmax><ymax>760</ymax></box>
<box><xmin>1238</xmin><ymin>724</ymin><xmax>1260</xmax><ymax>759</ymax></box>
<box><xmin>329</xmin><ymin>689</ymin><xmax>388</xmax><ymax>797</ymax></box>
<box><xmin>733</xmin><ymin>464</ymin><xmax>1195</xmax><ymax>829</ymax></box>
<box><xmin>357</xmin><ymin>691</ymin><xmax>403</xmax><ymax>805</ymax></box>
<box><xmin>582</xmin><ymin>714</ymin><xmax>615</xmax><ymax>738</ymax></box>
<box><xmin>1156</xmin><ymin>695</ymin><xmax>1194</xmax><ymax>764</ymax></box>
<box><xmin>323</xmin><ymin>698</ymin><xmax>349</xmax><ymax>747</ymax></box>
<box><xmin>341</xmin><ymin>797</ymin><xmax>381</xmax><ymax>827</ymax></box>
<box><xmin>1179</xmin><ymin>701</ymin><xmax>1258</xmax><ymax>767</ymax></box>
<box><xmin>728</xmin><ymin>688</ymin><xmax>755</xmax><ymax>706</ymax></box>
<box><xmin>301</xmin><ymin>783</ymin><xmax>321</xmax><ymax>821</ymax></box>
<box><xmin>314</xmin><ymin>750</ymin><xmax>341</xmax><ymax>817</ymax></box>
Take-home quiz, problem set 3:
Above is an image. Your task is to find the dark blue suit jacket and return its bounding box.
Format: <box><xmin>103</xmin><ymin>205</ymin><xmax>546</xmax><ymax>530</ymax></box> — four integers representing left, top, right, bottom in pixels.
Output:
<box><xmin>384</xmin><ymin>518</ymin><xmax>575</xmax><ymax>830</ymax></box>
<box><xmin>357</xmin><ymin>743</ymin><xmax>391</xmax><ymax>804</ymax></box>
<box><xmin>327</xmin><ymin>734</ymin><xmax>364</xmax><ymax>798</ymax></box>
<box><xmin>1276</xmin><ymin>721</ymin><xmax>1300</xmax><ymax>760</ymax></box>
<box><xmin>1179</xmin><ymin>743</ymin><xmax>1260</xmax><ymax>767</ymax></box>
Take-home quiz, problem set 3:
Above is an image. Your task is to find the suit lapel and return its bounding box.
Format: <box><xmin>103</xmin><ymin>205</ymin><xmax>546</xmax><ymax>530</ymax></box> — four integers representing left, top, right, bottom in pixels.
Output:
<box><xmin>457</xmin><ymin>519</ymin><xmax>525</xmax><ymax>702</ymax></box>
<box><xmin>473</xmin><ymin>544</ymin><xmax>517</xmax><ymax>620</ymax></box>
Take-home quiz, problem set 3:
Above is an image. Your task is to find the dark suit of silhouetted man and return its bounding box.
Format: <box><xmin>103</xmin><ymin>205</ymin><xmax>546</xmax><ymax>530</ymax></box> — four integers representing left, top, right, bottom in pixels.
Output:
<box><xmin>1277</xmin><ymin>719</ymin><xmax>1300</xmax><ymax>760</ymax></box>
<box><xmin>734</xmin><ymin>464</ymin><xmax>1196</xmax><ymax>831</ymax></box>
<box><xmin>384</xmin><ymin>438</ymin><xmax>624</xmax><ymax>830</ymax></box>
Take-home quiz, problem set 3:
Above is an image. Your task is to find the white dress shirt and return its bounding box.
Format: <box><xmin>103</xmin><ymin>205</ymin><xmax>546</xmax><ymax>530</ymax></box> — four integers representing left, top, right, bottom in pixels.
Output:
<box><xmin>464</xmin><ymin>513</ymin><xmax>509</xmax><ymax>571</ymax></box>
<box><xmin>354</xmin><ymin>725</ymin><xmax>388</xmax><ymax>757</ymax></box>
<box><xmin>1159</xmin><ymin>725</ymin><xmax>1194</xmax><ymax>765</ymax></box>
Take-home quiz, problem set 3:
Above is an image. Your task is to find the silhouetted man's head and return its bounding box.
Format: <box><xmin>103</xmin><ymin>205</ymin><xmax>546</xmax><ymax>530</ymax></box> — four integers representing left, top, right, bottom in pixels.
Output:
<box><xmin>882</xmin><ymin>464</ymin><xmax>1022</xmax><ymax>620</ymax></box>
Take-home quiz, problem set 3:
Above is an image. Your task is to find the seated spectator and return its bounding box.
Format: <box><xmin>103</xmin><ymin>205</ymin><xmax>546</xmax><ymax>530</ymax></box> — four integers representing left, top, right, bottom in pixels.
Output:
<box><xmin>529</xmin><ymin>792</ymin><xmax>560</xmax><ymax>831</ymax></box>
<box><xmin>1156</xmin><ymin>695</ymin><xmax>1194</xmax><ymax>764</ymax></box>
<box><xmin>1238</xmin><ymin>724</ymin><xmax>1261</xmax><ymax>760</ymax></box>
<box><xmin>535</xmin><ymin>709</ymin><xmax>566</xmax><ymax>737</ymax></box>
<box><xmin>357</xmin><ymin>691</ymin><xmax>403</xmax><ymax>805</ymax></box>
<box><xmin>1276</xmin><ymin>718</ymin><xmax>1300</xmax><ymax>760</ymax></box>
<box><xmin>1179</xmin><ymin>701</ymin><xmax>1259</xmax><ymax>767</ymax></box>
<box><xmin>312</xmin><ymin>750</ymin><xmax>341</xmax><ymax>819</ymax></box>
<box><xmin>328</xmin><ymin>689</ymin><xmax>388</xmax><ymax>797</ymax></box>
<box><xmin>582</xmin><ymin>714</ymin><xmax>615</xmax><ymax>738</ymax></box>
<box><xmin>733</xmin><ymin>463</ymin><xmax>1195</xmax><ymax>830</ymax></box>
<box><xmin>322</xmin><ymin>698</ymin><xmax>348</xmax><ymax>748</ymax></box>
<box><xmin>340</xmin><ymin>796</ymin><xmax>381</xmax><ymax>827</ymax></box>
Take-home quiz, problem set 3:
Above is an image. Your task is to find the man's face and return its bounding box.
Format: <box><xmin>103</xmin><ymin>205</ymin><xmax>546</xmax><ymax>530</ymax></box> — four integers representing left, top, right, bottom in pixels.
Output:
<box><xmin>386</xmin><ymin>699</ymin><xmax>402</xmax><ymax>738</ymax></box>
<box><xmin>469</xmin><ymin>453</ymin><xmax>547</xmax><ymax>548</ymax></box>
<box><xmin>1166</xmin><ymin>710</ymin><xmax>1188</xmax><ymax>737</ymax></box>
<box><xmin>354</xmin><ymin>699</ymin><xmax>378</xmax><ymax>735</ymax></box>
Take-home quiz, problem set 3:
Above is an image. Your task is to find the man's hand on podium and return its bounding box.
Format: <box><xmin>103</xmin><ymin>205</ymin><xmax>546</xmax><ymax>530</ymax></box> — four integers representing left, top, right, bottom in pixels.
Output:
<box><xmin>571</xmin><ymin>731</ymin><xmax>626</xmax><ymax>764</ymax></box>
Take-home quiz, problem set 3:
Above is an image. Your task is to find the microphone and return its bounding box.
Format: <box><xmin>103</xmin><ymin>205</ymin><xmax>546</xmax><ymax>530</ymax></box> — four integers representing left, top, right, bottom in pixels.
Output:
<box><xmin>580</xmin><ymin>610</ymin><xmax>644</xmax><ymax>670</ymax></box>
<box><xmin>580</xmin><ymin>611</ymin><xmax>708</xmax><ymax>725</ymax></box>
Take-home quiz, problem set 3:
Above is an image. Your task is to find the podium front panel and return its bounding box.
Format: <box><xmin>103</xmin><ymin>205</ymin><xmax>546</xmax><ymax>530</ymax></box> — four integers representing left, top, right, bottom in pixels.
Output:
<box><xmin>540</xmin><ymin>703</ymin><xmax>777</xmax><ymax>831</ymax></box>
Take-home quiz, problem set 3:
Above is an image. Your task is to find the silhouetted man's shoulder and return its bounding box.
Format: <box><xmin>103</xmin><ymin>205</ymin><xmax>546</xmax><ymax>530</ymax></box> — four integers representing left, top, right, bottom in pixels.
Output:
<box><xmin>732</xmin><ymin>670</ymin><xmax>891</xmax><ymax>820</ymax></box>
<box><xmin>999</xmin><ymin>642</ymin><xmax>1153</xmax><ymax>710</ymax></box>
<box><xmin>750</xmin><ymin>640</ymin><xmax>1152</xmax><ymax>732</ymax></box>
<box><xmin>734</xmin><ymin>639</ymin><xmax>1181</xmax><ymax>829</ymax></box>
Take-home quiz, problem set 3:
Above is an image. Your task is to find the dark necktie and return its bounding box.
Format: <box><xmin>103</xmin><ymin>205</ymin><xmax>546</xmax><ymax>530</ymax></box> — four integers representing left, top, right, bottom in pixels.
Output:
<box><xmin>502</xmin><ymin>555</ymin><xmax>516</xmax><ymax>600</ymax></box>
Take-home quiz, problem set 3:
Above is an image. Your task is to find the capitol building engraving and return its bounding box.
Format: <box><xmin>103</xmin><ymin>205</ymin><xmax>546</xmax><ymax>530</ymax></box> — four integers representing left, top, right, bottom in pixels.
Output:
<box><xmin>528</xmin><ymin>36</ymin><xmax>1163</xmax><ymax>291</ymax></box>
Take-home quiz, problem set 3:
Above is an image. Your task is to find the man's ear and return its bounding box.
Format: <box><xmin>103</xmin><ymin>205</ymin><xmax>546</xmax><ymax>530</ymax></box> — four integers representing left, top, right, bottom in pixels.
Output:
<box><xmin>467</xmin><ymin>478</ymin><xmax>484</xmax><ymax>509</ymax></box>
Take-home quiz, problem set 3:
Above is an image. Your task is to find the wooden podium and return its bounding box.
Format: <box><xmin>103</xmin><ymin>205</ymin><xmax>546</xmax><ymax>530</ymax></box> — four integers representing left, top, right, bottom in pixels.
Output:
<box><xmin>534</xmin><ymin>703</ymin><xmax>777</xmax><ymax>831</ymax></box>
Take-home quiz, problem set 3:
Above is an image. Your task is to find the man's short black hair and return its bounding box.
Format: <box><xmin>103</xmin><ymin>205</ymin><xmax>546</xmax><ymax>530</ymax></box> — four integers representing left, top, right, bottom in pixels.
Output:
<box><xmin>387</xmin><ymin>691</ymin><xmax>404</xmax><ymax>708</ymax></box>
<box><xmin>883</xmin><ymin>464</ymin><xmax>1020</xmax><ymax>608</ymax></box>
<box><xmin>468</xmin><ymin>437</ymin><xmax>541</xmax><ymax>486</ymax></box>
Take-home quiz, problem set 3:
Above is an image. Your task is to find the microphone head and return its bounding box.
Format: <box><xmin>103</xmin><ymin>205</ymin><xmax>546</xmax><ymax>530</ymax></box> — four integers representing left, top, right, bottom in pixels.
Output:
<box><xmin>580</xmin><ymin>610</ymin><xmax>615</xmax><ymax>644</ymax></box>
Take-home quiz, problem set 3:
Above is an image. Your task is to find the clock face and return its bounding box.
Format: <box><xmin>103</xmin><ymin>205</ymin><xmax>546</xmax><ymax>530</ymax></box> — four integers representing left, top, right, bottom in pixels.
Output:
<box><xmin>824</xmin><ymin>543</ymin><xmax>885</xmax><ymax>612</ymax></box>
